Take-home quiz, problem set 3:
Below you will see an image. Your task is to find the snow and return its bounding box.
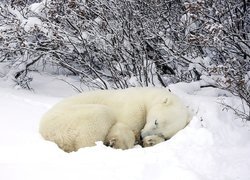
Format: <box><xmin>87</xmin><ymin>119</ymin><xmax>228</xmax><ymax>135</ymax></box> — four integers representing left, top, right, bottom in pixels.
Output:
<box><xmin>0</xmin><ymin>75</ymin><xmax>250</xmax><ymax>180</ymax></box>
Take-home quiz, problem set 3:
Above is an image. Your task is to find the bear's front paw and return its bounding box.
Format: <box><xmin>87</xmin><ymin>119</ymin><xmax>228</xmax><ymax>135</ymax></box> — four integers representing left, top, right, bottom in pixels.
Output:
<box><xmin>142</xmin><ymin>135</ymin><xmax>165</xmax><ymax>147</ymax></box>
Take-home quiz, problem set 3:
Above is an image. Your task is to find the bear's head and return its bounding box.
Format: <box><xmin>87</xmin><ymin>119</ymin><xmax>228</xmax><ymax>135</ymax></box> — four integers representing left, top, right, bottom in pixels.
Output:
<box><xmin>141</xmin><ymin>94</ymin><xmax>190</xmax><ymax>142</ymax></box>
<box><xmin>141</xmin><ymin>97</ymin><xmax>172</xmax><ymax>139</ymax></box>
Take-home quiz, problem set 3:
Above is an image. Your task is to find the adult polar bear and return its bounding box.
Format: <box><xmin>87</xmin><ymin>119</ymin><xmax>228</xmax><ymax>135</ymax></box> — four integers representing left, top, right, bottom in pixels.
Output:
<box><xmin>39</xmin><ymin>87</ymin><xmax>190</xmax><ymax>152</ymax></box>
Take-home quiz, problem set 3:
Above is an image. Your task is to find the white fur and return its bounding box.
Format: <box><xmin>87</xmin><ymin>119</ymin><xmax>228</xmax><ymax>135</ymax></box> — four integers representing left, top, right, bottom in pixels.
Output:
<box><xmin>39</xmin><ymin>87</ymin><xmax>190</xmax><ymax>152</ymax></box>
<box><xmin>40</xmin><ymin>104</ymin><xmax>116</xmax><ymax>152</ymax></box>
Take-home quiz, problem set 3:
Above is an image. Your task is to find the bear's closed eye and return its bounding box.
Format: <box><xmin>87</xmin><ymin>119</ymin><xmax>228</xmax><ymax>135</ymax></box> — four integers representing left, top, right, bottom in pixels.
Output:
<box><xmin>154</xmin><ymin>120</ymin><xmax>158</xmax><ymax>126</ymax></box>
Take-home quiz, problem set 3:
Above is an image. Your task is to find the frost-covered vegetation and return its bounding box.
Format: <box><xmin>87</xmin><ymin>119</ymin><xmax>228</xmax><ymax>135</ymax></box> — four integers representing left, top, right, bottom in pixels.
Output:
<box><xmin>0</xmin><ymin>0</ymin><xmax>249</xmax><ymax>119</ymax></box>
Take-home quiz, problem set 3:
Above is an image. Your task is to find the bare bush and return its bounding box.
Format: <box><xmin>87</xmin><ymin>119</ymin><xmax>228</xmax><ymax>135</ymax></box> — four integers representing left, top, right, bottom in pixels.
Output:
<box><xmin>0</xmin><ymin>0</ymin><xmax>249</xmax><ymax>119</ymax></box>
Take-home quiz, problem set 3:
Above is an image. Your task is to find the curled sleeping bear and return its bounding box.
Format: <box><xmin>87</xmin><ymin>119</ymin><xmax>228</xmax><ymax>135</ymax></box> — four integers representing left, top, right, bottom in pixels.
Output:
<box><xmin>39</xmin><ymin>87</ymin><xmax>191</xmax><ymax>152</ymax></box>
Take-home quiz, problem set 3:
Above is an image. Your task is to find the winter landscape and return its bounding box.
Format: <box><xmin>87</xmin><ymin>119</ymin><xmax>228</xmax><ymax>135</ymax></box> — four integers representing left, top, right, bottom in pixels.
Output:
<box><xmin>0</xmin><ymin>0</ymin><xmax>250</xmax><ymax>180</ymax></box>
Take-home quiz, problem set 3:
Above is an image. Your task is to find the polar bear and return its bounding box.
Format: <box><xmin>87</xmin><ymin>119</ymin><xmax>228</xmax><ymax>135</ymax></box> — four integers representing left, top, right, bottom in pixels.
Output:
<box><xmin>39</xmin><ymin>87</ymin><xmax>190</xmax><ymax>152</ymax></box>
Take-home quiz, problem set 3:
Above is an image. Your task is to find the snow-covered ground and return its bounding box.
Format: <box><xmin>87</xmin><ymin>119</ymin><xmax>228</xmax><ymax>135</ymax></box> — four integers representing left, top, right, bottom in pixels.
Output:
<box><xmin>0</xmin><ymin>74</ymin><xmax>250</xmax><ymax>180</ymax></box>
